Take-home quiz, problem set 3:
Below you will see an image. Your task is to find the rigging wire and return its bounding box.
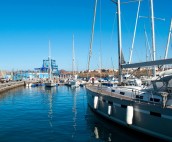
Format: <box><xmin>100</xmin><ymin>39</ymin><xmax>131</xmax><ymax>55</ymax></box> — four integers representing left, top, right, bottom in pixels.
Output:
<box><xmin>144</xmin><ymin>24</ymin><xmax>149</xmax><ymax>76</ymax></box>
<box><xmin>144</xmin><ymin>25</ymin><xmax>153</xmax><ymax>61</ymax></box>
<box><xmin>110</xmin><ymin>13</ymin><xmax>117</xmax><ymax>73</ymax></box>
<box><xmin>164</xmin><ymin>19</ymin><xmax>172</xmax><ymax>59</ymax></box>
<box><xmin>121</xmin><ymin>9</ymin><xmax>131</xmax><ymax>62</ymax></box>
<box><xmin>87</xmin><ymin>0</ymin><xmax>98</xmax><ymax>72</ymax></box>
<box><xmin>129</xmin><ymin>0</ymin><xmax>141</xmax><ymax>64</ymax></box>
<box><xmin>110</xmin><ymin>13</ymin><xmax>117</xmax><ymax>42</ymax></box>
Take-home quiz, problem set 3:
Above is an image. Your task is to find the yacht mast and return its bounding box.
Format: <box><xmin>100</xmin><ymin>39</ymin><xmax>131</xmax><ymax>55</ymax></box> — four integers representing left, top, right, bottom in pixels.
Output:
<box><xmin>117</xmin><ymin>0</ymin><xmax>123</xmax><ymax>83</ymax></box>
<box><xmin>72</xmin><ymin>34</ymin><xmax>76</xmax><ymax>76</ymax></box>
<box><xmin>150</xmin><ymin>0</ymin><xmax>156</xmax><ymax>77</ymax></box>
<box><xmin>49</xmin><ymin>40</ymin><xmax>52</xmax><ymax>80</ymax></box>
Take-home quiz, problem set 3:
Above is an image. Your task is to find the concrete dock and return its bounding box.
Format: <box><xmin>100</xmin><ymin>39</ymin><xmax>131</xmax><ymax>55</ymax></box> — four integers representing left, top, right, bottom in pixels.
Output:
<box><xmin>0</xmin><ymin>81</ymin><xmax>25</xmax><ymax>93</ymax></box>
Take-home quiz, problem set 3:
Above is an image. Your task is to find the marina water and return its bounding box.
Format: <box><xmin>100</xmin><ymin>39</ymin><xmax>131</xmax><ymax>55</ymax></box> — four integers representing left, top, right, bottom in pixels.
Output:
<box><xmin>0</xmin><ymin>86</ymin><xmax>161</xmax><ymax>142</ymax></box>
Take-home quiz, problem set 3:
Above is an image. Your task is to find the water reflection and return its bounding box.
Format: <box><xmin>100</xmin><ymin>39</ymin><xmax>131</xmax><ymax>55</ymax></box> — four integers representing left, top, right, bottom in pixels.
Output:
<box><xmin>45</xmin><ymin>87</ymin><xmax>57</xmax><ymax>128</ymax></box>
<box><xmin>71</xmin><ymin>87</ymin><xmax>79</xmax><ymax>139</ymax></box>
<box><xmin>0</xmin><ymin>86</ymin><xmax>25</xmax><ymax>100</ymax></box>
<box><xmin>93</xmin><ymin>126</ymin><xmax>112</xmax><ymax>142</ymax></box>
<box><xmin>0</xmin><ymin>86</ymin><xmax>162</xmax><ymax>142</ymax></box>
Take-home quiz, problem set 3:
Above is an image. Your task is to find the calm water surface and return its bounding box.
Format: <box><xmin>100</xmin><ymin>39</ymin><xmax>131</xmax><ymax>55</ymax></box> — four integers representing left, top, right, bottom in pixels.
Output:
<box><xmin>0</xmin><ymin>86</ymin><xmax>161</xmax><ymax>142</ymax></box>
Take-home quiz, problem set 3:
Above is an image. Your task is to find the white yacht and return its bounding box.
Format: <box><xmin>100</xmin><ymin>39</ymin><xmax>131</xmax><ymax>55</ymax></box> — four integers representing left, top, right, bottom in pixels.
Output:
<box><xmin>86</xmin><ymin>69</ymin><xmax>172</xmax><ymax>141</ymax></box>
<box><xmin>68</xmin><ymin>75</ymin><xmax>80</xmax><ymax>88</ymax></box>
<box><xmin>86</xmin><ymin>0</ymin><xmax>172</xmax><ymax>141</ymax></box>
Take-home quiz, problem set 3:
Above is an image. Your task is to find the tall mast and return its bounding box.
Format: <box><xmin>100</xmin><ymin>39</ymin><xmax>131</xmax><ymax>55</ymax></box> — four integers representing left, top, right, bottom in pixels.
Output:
<box><xmin>150</xmin><ymin>0</ymin><xmax>156</xmax><ymax>77</ymax></box>
<box><xmin>72</xmin><ymin>34</ymin><xmax>76</xmax><ymax>76</ymax></box>
<box><xmin>164</xmin><ymin>19</ymin><xmax>172</xmax><ymax>59</ymax></box>
<box><xmin>49</xmin><ymin>40</ymin><xmax>52</xmax><ymax>80</ymax></box>
<box><xmin>117</xmin><ymin>0</ymin><xmax>123</xmax><ymax>83</ymax></box>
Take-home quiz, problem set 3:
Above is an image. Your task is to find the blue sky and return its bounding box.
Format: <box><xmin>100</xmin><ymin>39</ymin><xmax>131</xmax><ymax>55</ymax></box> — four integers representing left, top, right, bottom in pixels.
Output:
<box><xmin>0</xmin><ymin>0</ymin><xmax>171</xmax><ymax>71</ymax></box>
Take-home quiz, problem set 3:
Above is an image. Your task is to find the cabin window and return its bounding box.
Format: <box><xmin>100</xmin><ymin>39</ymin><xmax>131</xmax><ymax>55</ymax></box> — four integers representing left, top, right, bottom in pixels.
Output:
<box><xmin>121</xmin><ymin>104</ymin><xmax>127</xmax><ymax>108</ymax></box>
<box><xmin>150</xmin><ymin>98</ymin><xmax>160</xmax><ymax>102</ymax></box>
<box><xmin>136</xmin><ymin>95</ymin><xmax>143</xmax><ymax>99</ymax></box>
<box><xmin>150</xmin><ymin>111</ymin><xmax>161</xmax><ymax>117</ymax></box>
<box><xmin>108</xmin><ymin>101</ymin><xmax>113</xmax><ymax>105</ymax></box>
<box><xmin>111</xmin><ymin>90</ymin><xmax>115</xmax><ymax>92</ymax></box>
<box><xmin>120</xmin><ymin>92</ymin><xmax>125</xmax><ymax>95</ymax></box>
<box><xmin>155</xmin><ymin>82</ymin><xmax>164</xmax><ymax>89</ymax></box>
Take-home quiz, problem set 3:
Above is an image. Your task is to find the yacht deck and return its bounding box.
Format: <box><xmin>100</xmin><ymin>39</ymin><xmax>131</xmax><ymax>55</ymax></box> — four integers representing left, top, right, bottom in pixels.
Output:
<box><xmin>86</xmin><ymin>84</ymin><xmax>172</xmax><ymax>109</ymax></box>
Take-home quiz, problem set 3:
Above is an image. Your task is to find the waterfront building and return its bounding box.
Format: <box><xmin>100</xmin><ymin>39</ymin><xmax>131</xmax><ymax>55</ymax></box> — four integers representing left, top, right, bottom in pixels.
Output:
<box><xmin>35</xmin><ymin>58</ymin><xmax>59</xmax><ymax>77</ymax></box>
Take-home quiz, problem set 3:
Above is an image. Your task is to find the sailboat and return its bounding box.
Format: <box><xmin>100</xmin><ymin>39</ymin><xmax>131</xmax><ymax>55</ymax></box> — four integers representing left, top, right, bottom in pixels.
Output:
<box><xmin>45</xmin><ymin>40</ymin><xmax>56</xmax><ymax>87</ymax></box>
<box><xmin>86</xmin><ymin>0</ymin><xmax>172</xmax><ymax>141</ymax></box>
<box><xmin>68</xmin><ymin>34</ymin><xmax>80</xmax><ymax>88</ymax></box>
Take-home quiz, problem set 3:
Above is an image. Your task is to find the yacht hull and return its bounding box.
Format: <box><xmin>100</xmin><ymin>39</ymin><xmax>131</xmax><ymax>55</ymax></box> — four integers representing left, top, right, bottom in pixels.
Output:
<box><xmin>45</xmin><ymin>83</ymin><xmax>56</xmax><ymax>87</ymax></box>
<box><xmin>86</xmin><ymin>86</ymin><xmax>172</xmax><ymax>141</ymax></box>
<box><xmin>70</xmin><ymin>80</ymin><xmax>80</xmax><ymax>88</ymax></box>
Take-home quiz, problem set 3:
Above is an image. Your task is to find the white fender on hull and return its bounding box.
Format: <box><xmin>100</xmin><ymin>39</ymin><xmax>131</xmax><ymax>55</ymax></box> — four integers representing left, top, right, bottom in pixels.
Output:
<box><xmin>108</xmin><ymin>105</ymin><xmax>112</xmax><ymax>115</ymax></box>
<box><xmin>94</xmin><ymin>96</ymin><xmax>98</xmax><ymax>109</ymax></box>
<box><xmin>94</xmin><ymin>127</ymin><xmax>99</xmax><ymax>139</ymax></box>
<box><xmin>126</xmin><ymin>106</ymin><xmax>133</xmax><ymax>125</ymax></box>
